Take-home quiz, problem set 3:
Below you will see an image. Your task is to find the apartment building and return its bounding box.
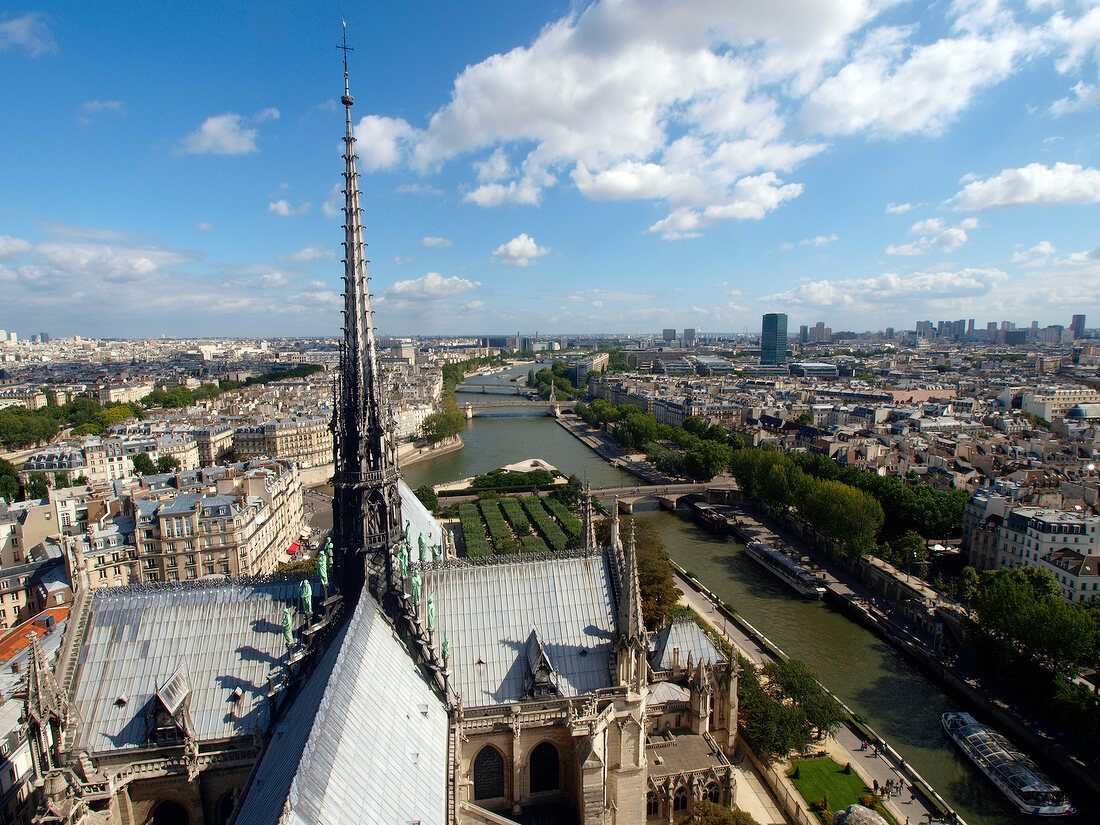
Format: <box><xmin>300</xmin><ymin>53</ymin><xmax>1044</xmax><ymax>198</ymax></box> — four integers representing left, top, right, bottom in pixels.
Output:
<box><xmin>234</xmin><ymin>416</ymin><xmax>332</xmax><ymax>467</ymax></box>
<box><xmin>192</xmin><ymin>423</ymin><xmax>235</xmax><ymax>466</ymax></box>
<box><xmin>21</xmin><ymin>434</ymin><xmax>200</xmax><ymax>486</ymax></box>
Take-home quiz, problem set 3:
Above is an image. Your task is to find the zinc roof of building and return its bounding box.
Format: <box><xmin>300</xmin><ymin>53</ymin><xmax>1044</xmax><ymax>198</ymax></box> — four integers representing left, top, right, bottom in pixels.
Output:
<box><xmin>649</xmin><ymin>617</ymin><xmax>724</xmax><ymax>671</ymax></box>
<box><xmin>238</xmin><ymin>591</ymin><xmax>448</xmax><ymax>825</ymax></box>
<box><xmin>70</xmin><ymin>580</ymin><xmax>301</xmax><ymax>754</ymax></box>
<box><xmin>421</xmin><ymin>551</ymin><xmax>616</xmax><ymax>707</ymax></box>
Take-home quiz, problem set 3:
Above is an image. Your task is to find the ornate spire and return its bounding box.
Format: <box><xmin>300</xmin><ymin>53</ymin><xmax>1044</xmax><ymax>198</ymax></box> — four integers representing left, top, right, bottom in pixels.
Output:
<box><xmin>582</xmin><ymin>483</ymin><xmax>597</xmax><ymax>553</ymax></box>
<box><xmin>609</xmin><ymin>498</ymin><xmax>623</xmax><ymax>553</ymax></box>
<box><xmin>330</xmin><ymin>29</ymin><xmax>403</xmax><ymax>603</ymax></box>
<box><xmin>620</xmin><ymin>522</ymin><xmax>645</xmax><ymax>643</ymax></box>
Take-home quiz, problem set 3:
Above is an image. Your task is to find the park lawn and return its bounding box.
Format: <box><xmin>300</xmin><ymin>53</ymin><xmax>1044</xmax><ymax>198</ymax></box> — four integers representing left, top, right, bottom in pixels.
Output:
<box><xmin>788</xmin><ymin>757</ymin><xmax>898</xmax><ymax>825</ymax></box>
<box><xmin>788</xmin><ymin>757</ymin><xmax>868</xmax><ymax>812</ymax></box>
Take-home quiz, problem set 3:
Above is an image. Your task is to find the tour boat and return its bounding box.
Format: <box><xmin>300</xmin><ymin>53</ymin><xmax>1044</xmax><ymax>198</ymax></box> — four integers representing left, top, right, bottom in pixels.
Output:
<box><xmin>693</xmin><ymin>503</ymin><xmax>728</xmax><ymax>534</ymax></box>
<box><xmin>743</xmin><ymin>541</ymin><xmax>825</xmax><ymax>599</ymax></box>
<box><xmin>942</xmin><ymin>712</ymin><xmax>1075</xmax><ymax>816</ymax></box>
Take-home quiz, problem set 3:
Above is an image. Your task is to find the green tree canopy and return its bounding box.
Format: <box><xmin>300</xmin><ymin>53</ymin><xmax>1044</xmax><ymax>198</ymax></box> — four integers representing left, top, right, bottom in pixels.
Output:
<box><xmin>25</xmin><ymin>471</ymin><xmax>49</xmax><ymax>500</ymax></box>
<box><xmin>131</xmin><ymin>452</ymin><xmax>156</xmax><ymax>475</ymax></box>
<box><xmin>156</xmin><ymin>455</ymin><xmax>181</xmax><ymax>473</ymax></box>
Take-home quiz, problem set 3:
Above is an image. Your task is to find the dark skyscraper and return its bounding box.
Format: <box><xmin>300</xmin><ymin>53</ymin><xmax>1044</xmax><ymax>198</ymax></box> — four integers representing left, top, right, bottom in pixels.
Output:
<box><xmin>330</xmin><ymin>52</ymin><xmax>403</xmax><ymax>602</ymax></box>
<box><xmin>1071</xmin><ymin>314</ymin><xmax>1086</xmax><ymax>339</ymax></box>
<box><xmin>760</xmin><ymin>313</ymin><xmax>787</xmax><ymax>365</ymax></box>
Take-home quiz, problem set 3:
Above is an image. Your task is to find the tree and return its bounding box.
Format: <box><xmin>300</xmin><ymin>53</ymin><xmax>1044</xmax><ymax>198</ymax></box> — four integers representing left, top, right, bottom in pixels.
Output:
<box><xmin>26</xmin><ymin>471</ymin><xmax>49</xmax><ymax>500</ymax></box>
<box><xmin>414</xmin><ymin>484</ymin><xmax>439</xmax><ymax>512</ymax></box>
<box><xmin>688</xmin><ymin>801</ymin><xmax>761</xmax><ymax>825</ymax></box>
<box><xmin>891</xmin><ymin>530</ymin><xmax>928</xmax><ymax>577</ymax></box>
<box><xmin>156</xmin><ymin>455</ymin><xmax>181</xmax><ymax>473</ymax></box>
<box><xmin>682</xmin><ymin>440</ymin><xmax>733</xmax><ymax>481</ymax></box>
<box><xmin>0</xmin><ymin>459</ymin><xmax>20</xmax><ymax>503</ymax></box>
<box><xmin>950</xmin><ymin>566</ymin><xmax>980</xmax><ymax>612</ymax></box>
<box><xmin>131</xmin><ymin>452</ymin><xmax>156</xmax><ymax>475</ymax></box>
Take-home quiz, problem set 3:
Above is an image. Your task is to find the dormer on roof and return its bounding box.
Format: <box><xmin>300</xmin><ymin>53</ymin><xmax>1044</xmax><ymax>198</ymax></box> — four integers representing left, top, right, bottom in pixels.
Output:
<box><xmin>148</xmin><ymin>665</ymin><xmax>195</xmax><ymax>747</ymax></box>
<box><xmin>524</xmin><ymin>628</ymin><xmax>561</xmax><ymax>699</ymax></box>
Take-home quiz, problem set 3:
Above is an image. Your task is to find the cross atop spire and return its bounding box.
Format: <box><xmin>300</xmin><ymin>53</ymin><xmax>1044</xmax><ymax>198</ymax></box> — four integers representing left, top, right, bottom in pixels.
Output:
<box><xmin>338</xmin><ymin>20</ymin><xmax>354</xmax><ymax>104</ymax></box>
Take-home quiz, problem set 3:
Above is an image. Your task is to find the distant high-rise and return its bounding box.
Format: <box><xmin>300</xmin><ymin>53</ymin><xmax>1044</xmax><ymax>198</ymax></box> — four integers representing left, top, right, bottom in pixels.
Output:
<box><xmin>1071</xmin><ymin>314</ymin><xmax>1086</xmax><ymax>339</ymax></box>
<box><xmin>662</xmin><ymin>328</ymin><xmax>676</xmax><ymax>343</ymax></box>
<box><xmin>799</xmin><ymin>324</ymin><xmax>809</xmax><ymax>344</ymax></box>
<box><xmin>39</xmin><ymin>331</ymin><xmax>49</xmax><ymax>343</ymax></box>
<box><xmin>885</xmin><ymin>327</ymin><xmax>894</xmax><ymax>340</ymax></box>
<box><xmin>683</xmin><ymin>328</ymin><xmax>696</xmax><ymax>346</ymax></box>
<box><xmin>760</xmin><ymin>313</ymin><xmax>788</xmax><ymax>365</ymax></box>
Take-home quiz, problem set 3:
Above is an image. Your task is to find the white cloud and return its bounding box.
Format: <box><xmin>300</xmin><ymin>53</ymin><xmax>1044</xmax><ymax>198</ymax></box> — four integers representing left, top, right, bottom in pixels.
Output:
<box><xmin>281</xmin><ymin>246</ymin><xmax>334</xmax><ymax>263</ymax></box>
<box><xmin>388</xmin><ymin>272</ymin><xmax>481</xmax><ymax>299</ymax></box>
<box><xmin>255</xmin><ymin>107</ymin><xmax>280</xmax><ymax>122</ymax></box>
<box><xmin>181</xmin><ymin>112</ymin><xmax>261</xmax><ymax>155</ymax></box>
<box><xmin>421</xmin><ymin>236</ymin><xmax>453</xmax><ymax>248</ymax></box>
<box><xmin>393</xmin><ymin>255</ymin><xmax>414</xmax><ymax>265</ymax></box>
<box><xmin>0</xmin><ymin>12</ymin><xmax>56</xmax><ymax>56</ymax></box>
<box><xmin>268</xmin><ymin>199</ymin><xmax>311</xmax><ymax>217</ymax></box>
<box><xmin>195</xmin><ymin>222</ymin><xmax>214</xmax><ymax>232</ymax></box>
<box><xmin>885</xmin><ymin>202</ymin><xmax>916</xmax><ymax>214</ymax></box>
<box><xmin>354</xmin><ymin>115</ymin><xmax>421</xmax><ymax>171</ymax></box>
<box><xmin>800</xmin><ymin>234</ymin><xmax>837</xmax><ymax>247</ymax></box>
<box><xmin>396</xmin><ymin>183</ymin><xmax>444</xmax><ymax>196</ymax></box>
<box><xmin>79</xmin><ymin>100</ymin><xmax>125</xmax><ymax>119</ymax></box>
<box><xmin>0</xmin><ymin>235</ymin><xmax>32</xmax><ymax>261</ymax></box>
<box><xmin>475</xmin><ymin>149</ymin><xmax>512</xmax><ymax>182</ymax></box>
<box><xmin>322</xmin><ymin>183</ymin><xmax>343</xmax><ymax>218</ymax></box>
<box><xmin>492</xmin><ymin>233</ymin><xmax>550</xmax><ymax>266</ymax></box>
<box><xmin>802</xmin><ymin>27</ymin><xmax>1027</xmax><ymax>136</ymax></box>
<box><xmin>1011</xmin><ymin>240</ymin><xmax>1056</xmax><ymax>265</ymax></box>
<box><xmin>886</xmin><ymin>217</ymin><xmax>979</xmax><ymax>255</ymax></box>
<box><xmin>951</xmin><ymin>162</ymin><xmax>1100</xmax><ymax>209</ymax></box>
<box><xmin>647</xmin><ymin>173</ymin><xmax>803</xmax><ymax>239</ymax></box>
<box><xmin>464</xmin><ymin>178</ymin><xmax>544</xmax><ymax>207</ymax></box>
<box><xmin>764</xmin><ymin>267</ymin><xmax>1010</xmax><ymax>310</ymax></box>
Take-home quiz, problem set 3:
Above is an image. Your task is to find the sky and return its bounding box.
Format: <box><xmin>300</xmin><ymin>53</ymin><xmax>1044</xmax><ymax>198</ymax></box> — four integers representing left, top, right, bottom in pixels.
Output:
<box><xmin>1</xmin><ymin>1</ymin><xmax>1100</xmax><ymax>339</ymax></box>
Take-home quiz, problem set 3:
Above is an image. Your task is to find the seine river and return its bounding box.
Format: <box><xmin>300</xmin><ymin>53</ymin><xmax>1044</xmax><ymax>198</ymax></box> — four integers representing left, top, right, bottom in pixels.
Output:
<box><xmin>398</xmin><ymin>363</ymin><xmax>1080</xmax><ymax>825</ymax></box>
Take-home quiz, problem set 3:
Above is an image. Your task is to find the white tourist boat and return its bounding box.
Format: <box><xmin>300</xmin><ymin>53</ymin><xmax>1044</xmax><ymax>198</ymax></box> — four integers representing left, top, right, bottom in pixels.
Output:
<box><xmin>942</xmin><ymin>712</ymin><xmax>1075</xmax><ymax>816</ymax></box>
<box><xmin>743</xmin><ymin>541</ymin><xmax>825</xmax><ymax>599</ymax></box>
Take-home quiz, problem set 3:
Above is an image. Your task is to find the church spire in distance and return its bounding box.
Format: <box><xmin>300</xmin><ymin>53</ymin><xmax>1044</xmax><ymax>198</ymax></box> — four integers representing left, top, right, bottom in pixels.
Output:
<box><xmin>330</xmin><ymin>23</ymin><xmax>403</xmax><ymax>603</ymax></box>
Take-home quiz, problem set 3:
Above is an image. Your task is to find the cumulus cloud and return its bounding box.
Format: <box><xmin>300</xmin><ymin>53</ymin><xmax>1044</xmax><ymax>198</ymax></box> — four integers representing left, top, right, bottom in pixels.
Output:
<box><xmin>393</xmin><ymin>255</ymin><xmax>414</xmax><ymax>265</ymax></box>
<box><xmin>280</xmin><ymin>246</ymin><xmax>334</xmax><ymax>263</ymax></box>
<box><xmin>354</xmin><ymin>115</ymin><xmax>421</xmax><ymax>171</ymax></box>
<box><xmin>79</xmin><ymin>100</ymin><xmax>125</xmax><ymax>122</ymax></box>
<box><xmin>181</xmin><ymin>112</ymin><xmax>261</xmax><ymax>155</ymax></box>
<box><xmin>1011</xmin><ymin>240</ymin><xmax>1056</xmax><ymax>265</ymax></box>
<box><xmin>800</xmin><ymin>234</ymin><xmax>837</xmax><ymax>247</ymax></box>
<box><xmin>0</xmin><ymin>235</ymin><xmax>32</xmax><ymax>261</ymax></box>
<box><xmin>0</xmin><ymin>12</ymin><xmax>56</xmax><ymax>56</ymax></box>
<box><xmin>764</xmin><ymin>267</ymin><xmax>1010</xmax><ymax>312</ymax></box>
<box><xmin>388</xmin><ymin>272</ymin><xmax>481</xmax><ymax>299</ymax></box>
<box><xmin>421</xmin><ymin>236</ymin><xmax>453</xmax><ymax>248</ymax></box>
<box><xmin>492</xmin><ymin>233</ymin><xmax>550</xmax><ymax>266</ymax></box>
<box><xmin>885</xmin><ymin>202</ymin><xmax>916</xmax><ymax>214</ymax></box>
<box><xmin>951</xmin><ymin>162</ymin><xmax>1100</xmax><ymax>209</ymax></box>
<box><xmin>268</xmin><ymin>199</ymin><xmax>311</xmax><ymax>217</ymax></box>
<box><xmin>886</xmin><ymin>218</ymin><xmax>979</xmax><ymax>255</ymax></box>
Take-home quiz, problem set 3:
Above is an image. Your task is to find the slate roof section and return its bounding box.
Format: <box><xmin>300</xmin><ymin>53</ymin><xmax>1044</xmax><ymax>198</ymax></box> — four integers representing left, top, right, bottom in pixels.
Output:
<box><xmin>239</xmin><ymin>591</ymin><xmax>448</xmax><ymax>825</ymax></box>
<box><xmin>399</xmin><ymin>478</ymin><xmax>443</xmax><ymax>550</ymax></box>
<box><xmin>422</xmin><ymin>552</ymin><xmax>616</xmax><ymax>706</ymax></box>
<box><xmin>70</xmin><ymin>581</ymin><xmax>301</xmax><ymax>753</ymax></box>
<box><xmin>649</xmin><ymin>617</ymin><xmax>724</xmax><ymax>671</ymax></box>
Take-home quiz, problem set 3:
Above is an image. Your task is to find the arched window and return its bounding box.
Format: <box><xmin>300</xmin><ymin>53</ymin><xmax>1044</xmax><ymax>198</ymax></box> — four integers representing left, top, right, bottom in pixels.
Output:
<box><xmin>646</xmin><ymin>792</ymin><xmax>660</xmax><ymax>816</ymax></box>
<box><xmin>474</xmin><ymin>746</ymin><xmax>505</xmax><ymax>800</ymax></box>
<box><xmin>707</xmin><ymin>783</ymin><xmax>721</xmax><ymax>804</ymax></box>
<box><xmin>151</xmin><ymin>801</ymin><xmax>189</xmax><ymax>825</ymax></box>
<box><xmin>673</xmin><ymin>786</ymin><xmax>689</xmax><ymax>812</ymax></box>
<box><xmin>529</xmin><ymin>741</ymin><xmax>559</xmax><ymax>793</ymax></box>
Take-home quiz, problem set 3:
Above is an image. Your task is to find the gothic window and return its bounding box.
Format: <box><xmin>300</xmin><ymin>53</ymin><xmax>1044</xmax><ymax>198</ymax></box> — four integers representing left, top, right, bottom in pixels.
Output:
<box><xmin>473</xmin><ymin>745</ymin><xmax>505</xmax><ymax>800</ymax></box>
<box><xmin>646</xmin><ymin>792</ymin><xmax>660</xmax><ymax>816</ymax></box>
<box><xmin>151</xmin><ymin>801</ymin><xmax>189</xmax><ymax>825</ymax></box>
<box><xmin>673</xmin><ymin>786</ymin><xmax>689</xmax><ymax>812</ymax></box>
<box><xmin>529</xmin><ymin>741</ymin><xmax>559</xmax><ymax>793</ymax></box>
<box><xmin>707</xmin><ymin>783</ymin><xmax>721</xmax><ymax>804</ymax></box>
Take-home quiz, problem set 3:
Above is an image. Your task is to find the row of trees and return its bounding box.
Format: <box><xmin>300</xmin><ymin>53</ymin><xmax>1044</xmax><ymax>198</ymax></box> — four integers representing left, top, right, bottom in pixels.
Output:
<box><xmin>0</xmin><ymin>397</ymin><xmax>146</xmax><ymax>449</ymax></box>
<box><xmin>526</xmin><ymin>361</ymin><xmax>583</xmax><ymax>399</ymax></box>
<box><xmin>575</xmin><ymin>402</ymin><xmax>743</xmax><ymax>481</ymax></box>
<box><xmin>595</xmin><ymin>515</ymin><xmax>679</xmax><ymax>629</ymax></box>
<box><xmin>419</xmin><ymin>356</ymin><xmax>509</xmax><ymax>445</ymax></box>
<box><xmin>737</xmin><ymin>656</ymin><xmax>846</xmax><ymax>762</ymax></box>
<box><xmin>970</xmin><ymin>566</ymin><xmax>1100</xmax><ymax>737</ymax></box>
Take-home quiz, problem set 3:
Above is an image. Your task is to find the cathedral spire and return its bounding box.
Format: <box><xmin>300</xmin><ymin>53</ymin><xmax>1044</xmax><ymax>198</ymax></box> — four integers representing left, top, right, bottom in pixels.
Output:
<box><xmin>330</xmin><ymin>29</ymin><xmax>403</xmax><ymax>603</ymax></box>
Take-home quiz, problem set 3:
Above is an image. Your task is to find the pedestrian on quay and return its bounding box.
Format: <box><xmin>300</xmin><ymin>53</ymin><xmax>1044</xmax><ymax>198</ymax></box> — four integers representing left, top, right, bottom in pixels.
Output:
<box><xmin>873</xmin><ymin>779</ymin><xmax>879</xmax><ymax>795</ymax></box>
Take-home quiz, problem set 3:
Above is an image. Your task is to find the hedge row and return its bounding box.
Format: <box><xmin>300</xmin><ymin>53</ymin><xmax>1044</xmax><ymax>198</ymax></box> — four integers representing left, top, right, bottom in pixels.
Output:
<box><xmin>521</xmin><ymin>496</ymin><xmax>568</xmax><ymax>552</ymax></box>
<box><xmin>522</xmin><ymin>535</ymin><xmax>550</xmax><ymax>554</ymax></box>
<box><xmin>500</xmin><ymin>497</ymin><xmax>531</xmax><ymax>534</ymax></box>
<box><xmin>479</xmin><ymin>500</ymin><xmax>522</xmax><ymax>554</ymax></box>
<box><xmin>458</xmin><ymin>503</ymin><xmax>491</xmax><ymax>557</ymax></box>
<box><xmin>544</xmin><ymin>497</ymin><xmax>582</xmax><ymax>538</ymax></box>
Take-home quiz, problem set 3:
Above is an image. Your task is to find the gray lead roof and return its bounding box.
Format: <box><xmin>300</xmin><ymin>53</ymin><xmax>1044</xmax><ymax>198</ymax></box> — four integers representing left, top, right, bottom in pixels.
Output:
<box><xmin>422</xmin><ymin>552</ymin><xmax>617</xmax><ymax>707</ymax></box>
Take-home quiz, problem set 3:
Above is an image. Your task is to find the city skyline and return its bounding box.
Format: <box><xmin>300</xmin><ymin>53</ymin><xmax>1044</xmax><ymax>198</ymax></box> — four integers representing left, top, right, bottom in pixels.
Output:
<box><xmin>2</xmin><ymin>1</ymin><xmax>1100</xmax><ymax>338</ymax></box>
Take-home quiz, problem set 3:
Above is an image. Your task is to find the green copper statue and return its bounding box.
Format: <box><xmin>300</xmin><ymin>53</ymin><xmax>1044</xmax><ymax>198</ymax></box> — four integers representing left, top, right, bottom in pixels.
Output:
<box><xmin>398</xmin><ymin>541</ymin><xmax>409</xmax><ymax>580</ymax></box>
<box><xmin>411</xmin><ymin>569</ymin><xmax>422</xmax><ymax>605</ymax></box>
<box><xmin>442</xmin><ymin>634</ymin><xmax>450</xmax><ymax>662</ymax></box>
<box><xmin>405</xmin><ymin>519</ymin><xmax>413</xmax><ymax>545</ymax></box>
<box><xmin>432</xmin><ymin>542</ymin><xmax>442</xmax><ymax>563</ymax></box>
<box><xmin>317</xmin><ymin>547</ymin><xmax>329</xmax><ymax>588</ymax></box>
<box><xmin>427</xmin><ymin>590</ymin><xmax>436</xmax><ymax>631</ymax></box>
<box><xmin>418</xmin><ymin>533</ymin><xmax>429</xmax><ymax>564</ymax></box>
<box><xmin>300</xmin><ymin>578</ymin><xmax>313</xmax><ymax>616</ymax></box>
<box><xmin>282</xmin><ymin>605</ymin><xmax>293</xmax><ymax>649</ymax></box>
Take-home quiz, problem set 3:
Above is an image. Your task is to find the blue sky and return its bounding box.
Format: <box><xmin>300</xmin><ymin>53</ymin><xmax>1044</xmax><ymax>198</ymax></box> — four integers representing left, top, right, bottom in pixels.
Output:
<box><xmin>2</xmin><ymin>1</ymin><xmax>1099</xmax><ymax>339</ymax></box>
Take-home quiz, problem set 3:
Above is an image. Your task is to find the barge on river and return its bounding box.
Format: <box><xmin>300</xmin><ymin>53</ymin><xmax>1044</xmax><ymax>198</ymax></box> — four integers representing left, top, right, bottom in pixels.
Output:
<box><xmin>743</xmin><ymin>541</ymin><xmax>825</xmax><ymax>599</ymax></box>
<box><xmin>942</xmin><ymin>711</ymin><xmax>1074</xmax><ymax>816</ymax></box>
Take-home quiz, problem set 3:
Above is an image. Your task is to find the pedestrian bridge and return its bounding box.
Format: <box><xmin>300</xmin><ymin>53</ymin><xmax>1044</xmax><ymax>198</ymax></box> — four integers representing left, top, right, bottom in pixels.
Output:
<box><xmin>460</xmin><ymin>398</ymin><xmax>563</xmax><ymax>418</ymax></box>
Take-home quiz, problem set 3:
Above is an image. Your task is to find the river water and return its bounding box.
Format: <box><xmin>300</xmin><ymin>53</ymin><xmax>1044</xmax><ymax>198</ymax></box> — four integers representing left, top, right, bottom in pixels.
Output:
<box><xmin>397</xmin><ymin>363</ymin><xmax>1071</xmax><ymax>825</ymax></box>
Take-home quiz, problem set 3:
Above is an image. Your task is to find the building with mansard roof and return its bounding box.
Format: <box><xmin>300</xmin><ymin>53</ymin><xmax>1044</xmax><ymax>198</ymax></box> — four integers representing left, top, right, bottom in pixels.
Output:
<box><xmin>23</xmin><ymin>49</ymin><xmax>741</xmax><ymax>825</ymax></box>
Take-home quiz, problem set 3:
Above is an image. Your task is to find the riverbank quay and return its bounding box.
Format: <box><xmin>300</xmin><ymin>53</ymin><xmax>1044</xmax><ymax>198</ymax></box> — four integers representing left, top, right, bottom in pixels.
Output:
<box><xmin>399</xmin><ymin>434</ymin><xmax>463</xmax><ymax>466</ymax></box>
<box><xmin>555</xmin><ymin>413</ymin><xmax>677</xmax><ymax>484</ymax></box>
<box><xmin>722</xmin><ymin>502</ymin><xmax>1100</xmax><ymax>808</ymax></box>
<box><xmin>672</xmin><ymin>562</ymin><xmax>962</xmax><ymax>825</ymax></box>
